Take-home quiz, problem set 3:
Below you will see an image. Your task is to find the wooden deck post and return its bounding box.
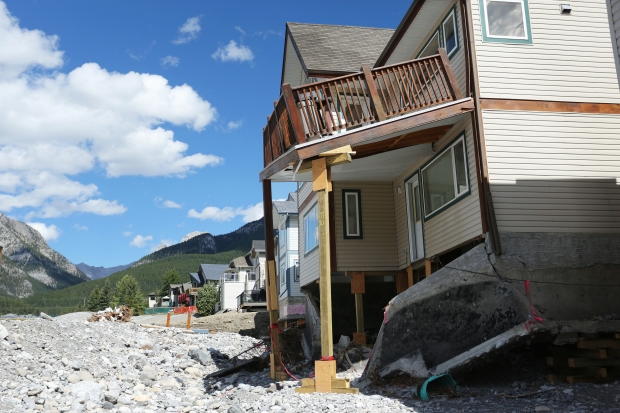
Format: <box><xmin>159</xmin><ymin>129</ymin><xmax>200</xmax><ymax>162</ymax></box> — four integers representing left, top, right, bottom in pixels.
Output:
<box><xmin>351</xmin><ymin>271</ymin><xmax>366</xmax><ymax>345</ymax></box>
<box><xmin>425</xmin><ymin>259</ymin><xmax>432</xmax><ymax>278</ymax></box>
<box><xmin>282</xmin><ymin>83</ymin><xmax>307</xmax><ymax>144</ymax></box>
<box><xmin>361</xmin><ymin>65</ymin><xmax>387</xmax><ymax>122</ymax></box>
<box><xmin>407</xmin><ymin>266</ymin><xmax>414</xmax><ymax>287</ymax></box>
<box><xmin>262</xmin><ymin>180</ymin><xmax>284</xmax><ymax>381</ymax></box>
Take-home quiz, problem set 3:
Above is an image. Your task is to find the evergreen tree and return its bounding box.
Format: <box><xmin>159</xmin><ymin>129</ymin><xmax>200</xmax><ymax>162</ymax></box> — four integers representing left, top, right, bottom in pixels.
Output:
<box><xmin>195</xmin><ymin>283</ymin><xmax>219</xmax><ymax>316</ymax></box>
<box><xmin>159</xmin><ymin>269</ymin><xmax>181</xmax><ymax>301</ymax></box>
<box><xmin>115</xmin><ymin>274</ymin><xmax>144</xmax><ymax>315</ymax></box>
<box><xmin>99</xmin><ymin>279</ymin><xmax>112</xmax><ymax>310</ymax></box>
<box><xmin>86</xmin><ymin>287</ymin><xmax>101</xmax><ymax>312</ymax></box>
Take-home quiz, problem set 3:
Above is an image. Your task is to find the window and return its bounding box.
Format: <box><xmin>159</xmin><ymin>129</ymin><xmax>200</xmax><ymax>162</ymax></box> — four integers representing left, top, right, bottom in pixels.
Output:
<box><xmin>280</xmin><ymin>263</ymin><xmax>286</xmax><ymax>287</ymax></box>
<box><xmin>421</xmin><ymin>134</ymin><xmax>469</xmax><ymax>218</ymax></box>
<box><xmin>294</xmin><ymin>260</ymin><xmax>300</xmax><ymax>282</ymax></box>
<box><xmin>279</xmin><ymin>226</ymin><xmax>285</xmax><ymax>248</ymax></box>
<box><xmin>342</xmin><ymin>189</ymin><xmax>363</xmax><ymax>239</ymax></box>
<box><xmin>304</xmin><ymin>204</ymin><xmax>319</xmax><ymax>254</ymax></box>
<box><xmin>418</xmin><ymin>30</ymin><xmax>440</xmax><ymax>58</ymax></box>
<box><xmin>480</xmin><ymin>0</ymin><xmax>532</xmax><ymax>44</ymax></box>
<box><xmin>442</xmin><ymin>9</ymin><xmax>458</xmax><ymax>57</ymax></box>
<box><xmin>417</xmin><ymin>6</ymin><xmax>460</xmax><ymax>59</ymax></box>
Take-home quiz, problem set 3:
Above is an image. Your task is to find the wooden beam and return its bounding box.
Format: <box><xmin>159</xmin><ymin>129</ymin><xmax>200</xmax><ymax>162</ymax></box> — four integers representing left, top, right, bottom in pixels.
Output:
<box><xmin>438</xmin><ymin>48</ymin><xmax>464</xmax><ymax>100</ymax></box>
<box><xmin>352</xmin><ymin>125</ymin><xmax>453</xmax><ymax>159</ymax></box>
<box><xmin>425</xmin><ymin>259</ymin><xmax>432</xmax><ymax>278</ymax></box>
<box><xmin>355</xmin><ymin>293</ymin><xmax>364</xmax><ymax>335</ymax></box>
<box><xmin>282</xmin><ymin>84</ymin><xmax>307</xmax><ymax>144</ymax></box>
<box><xmin>297</xmin><ymin>153</ymin><xmax>352</xmax><ymax>174</ymax></box>
<box><xmin>314</xmin><ymin>159</ymin><xmax>333</xmax><ymax>359</ymax></box>
<box><xmin>361</xmin><ymin>65</ymin><xmax>387</xmax><ymax>121</ymax></box>
<box><xmin>396</xmin><ymin>271</ymin><xmax>408</xmax><ymax>294</ymax></box>
<box><xmin>407</xmin><ymin>266</ymin><xmax>414</xmax><ymax>287</ymax></box>
<box><xmin>480</xmin><ymin>98</ymin><xmax>620</xmax><ymax>114</ymax></box>
<box><xmin>350</xmin><ymin>272</ymin><xmax>365</xmax><ymax>294</ymax></box>
<box><xmin>319</xmin><ymin>145</ymin><xmax>353</xmax><ymax>157</ymax></box>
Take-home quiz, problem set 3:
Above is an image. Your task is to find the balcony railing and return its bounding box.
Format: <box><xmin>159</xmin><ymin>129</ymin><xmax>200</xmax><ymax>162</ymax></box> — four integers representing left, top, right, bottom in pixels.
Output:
<box><xmin>263</xmin><ymin>49</ymin><xmax>463</xmax><ymax>166</ymax></box>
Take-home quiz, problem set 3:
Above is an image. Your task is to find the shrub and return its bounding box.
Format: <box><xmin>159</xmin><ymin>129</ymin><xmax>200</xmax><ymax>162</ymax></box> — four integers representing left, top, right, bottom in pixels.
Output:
<box><xmin>195</xmin><ymin>283</ymin><xmax>219</xmax><ymax>316</ymax></box>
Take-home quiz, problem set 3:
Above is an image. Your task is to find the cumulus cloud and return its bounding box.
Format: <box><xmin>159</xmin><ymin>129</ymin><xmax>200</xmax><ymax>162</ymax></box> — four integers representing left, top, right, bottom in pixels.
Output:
<box><xmin>163</xmin><ymin>200</ymin><xmax>182</xmax><ymax>209</ymax></box>
<box><xmin>211</xmin><ymin>40</ymin><xmax>254</xmax><ymax>62</ymax></box>
<box><xmin>27</xmin><ymin>222</ymin><xmax>61</xmax><ymax>241</ymax></box>
<box><xmin>0</xmin><ymin>3</ymin><xmax>220</xmax><ymax>218</ymax></box>
<box><xmin>73</xmin><ymin>224</ymin><xmax>88</xmax><ymax>231</ymax></box>
<box><xmin>234</xmin><ymin>26</ymin><xmax>245</xmax><ymax>36</ymax></box>
<box><xmin>130</xmin><ymin>234</ymin><xmax>152</xmax><ymax>248</ymax></box>
<box><xmin>160</xmin><ymin>55</ymin><xmax>179</xmax><ymax>68</ymax></box>
<box><xmin>187</xmin><ymin>202</ymin><xmax>263</xmax><ymax>223</ymax></box>
<box><xmin>226</xmin><ymin>120</ymin><xmax>243</xmax><ymax>131</ymax></box>
<box><xmin>122</xmin><ymin>231</ymin><xmax>132</xmax><ymax>237</ymax></box>
<box><xmin>173</xmin><ymin>16</ymin><xmax>201</xmax><ymax>44</ymax></box>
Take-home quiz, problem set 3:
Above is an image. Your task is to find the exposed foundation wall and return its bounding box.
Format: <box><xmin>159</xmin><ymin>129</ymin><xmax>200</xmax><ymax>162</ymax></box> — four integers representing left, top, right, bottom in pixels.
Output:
<box><xmin>483</xmin><ymin>110</ymin><xmax>620</xmax><ymax>233</ymax></box>
<box><xmin>392</xmin><ymin>116</ymin><xmax>483</xmax><ymax>267</ymax></box>
<box><xmin>332</xmin><ymin>181</ymin><xmax>398</xmax><ymax>272</ymax></box>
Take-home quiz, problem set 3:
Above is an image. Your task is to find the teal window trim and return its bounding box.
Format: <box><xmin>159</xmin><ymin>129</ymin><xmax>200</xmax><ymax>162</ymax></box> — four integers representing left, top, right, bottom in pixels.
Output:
<box><xmin>303</xmin><ymin>202</ymin><xmax>319</xmax><ymax>256</ymax></box>
<box><xmin>479</xmin><ymin>0</ymin><xmax>533</xmax><ymax>44</ymax></box>
<box><xmin>342</xmin><ymin>189</ymin><xmax>363</xmax><ymax>240</ymax></box>
<box><xmin>441</xmin><ymin>5</ymin><xmax>460</xmax><ymax>58</ymax></box>
<box><xmin>416</xmin><ymin>5</ymin><xmax>460</xmax><ymax>59</ymax></box>
<box><xmin>420</xmin><ymin>132</ymin><xmax>471</xmax><ymax>221</ymax></box>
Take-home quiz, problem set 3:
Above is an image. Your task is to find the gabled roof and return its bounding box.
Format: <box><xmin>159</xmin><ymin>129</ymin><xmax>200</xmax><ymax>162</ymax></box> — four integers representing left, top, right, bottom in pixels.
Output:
<box><xmin>286</xmin><ymin>23</ymin><xmax>394</xmax><ymax>77</ymax></box>
<box><xmin>229</xmin><ymin>256</ymin><xmax>253</xmax><ymax>269</ymax></box>
<box><xmin>274</xmin><ymin>192</ymin><xmax>298</xmax><ymax>215</ymax></box>
<box><xmin>252</xmin><ymin>240</ymin><xmax>265</xmax><ymax>252</ymax></box>
<box><xmin>189</xmin><ymin>272</ymin><xmax>200</xmax><ymax>284</ymax></box>
<box><xmin>199</xmin><ymin>264</ymin><xmax>228</xmax><ymax>282</ymax></box>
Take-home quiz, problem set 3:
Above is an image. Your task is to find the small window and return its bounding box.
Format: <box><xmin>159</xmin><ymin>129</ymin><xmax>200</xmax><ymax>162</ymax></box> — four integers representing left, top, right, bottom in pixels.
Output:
<box><xmin>279</xmin><ymin>227</ymin><xmax>285</xmax><ymax>248</ymax></box>
<box><xmin>442</xmin><ymin>9</ymin><xmax>459</xmax><ymax>57</ymax></box>
<box><xmin>418</xmin><ymin>30</ymin><xmax>440</xmax><ymax>58</ymax></box>
<box><xmin>280</xmin><ymin>264</ymin><xmax>286</xmax><ymax>287</ymax></box>
<box><xmin>342</xmin><ymin>190</ymin><xmax>362</xmax><ymax>239</ymax></box>
<box><xmin>421</xmin><ymin>134</ymin><xmax>470</xmax><ymax>218</ymax></box>
<box><xmin>480</xmin><ymin>0</ymin><xmax>532</xmax><ymax>43</ymax></box>
<box><xmin>294</xmin><ymin>260</ymin><xmax>300</xmax><ymax>282</ymax></box>
<box><xmin>304</xmin><ymin>204</ymin><xmax>319</xmax><ymax>253</ymax></box>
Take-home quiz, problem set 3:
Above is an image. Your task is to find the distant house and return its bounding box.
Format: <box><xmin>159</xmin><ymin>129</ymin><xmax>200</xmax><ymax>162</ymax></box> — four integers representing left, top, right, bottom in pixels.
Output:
<box><xmin>147</xmin><ymin>292</ymin><xmax>157</xmax><ymax>308</ymax></box>
<box><xmin>248</xmin><ymin>240</ymin><xmax>267</xmax><ymax>304</ymax></box>
<box><xmin>190</xmin><ymin>264</ymin><xmax>228</xmax><ymax>288</ymax></box>
<box><xmin>169</xmin><ymin>282</ymin><xmax>193</xmax><ymax>307</ymax></box>
<box><xmin>273</xmin><ymin>192</ymin><xmax>304</xmax><ymax>323</ymax></box>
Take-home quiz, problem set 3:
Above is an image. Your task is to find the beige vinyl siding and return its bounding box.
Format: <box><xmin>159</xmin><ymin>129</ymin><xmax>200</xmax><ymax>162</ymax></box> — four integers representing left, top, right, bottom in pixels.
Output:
<box><xmin>482</xmin><ymin>109</ymin><xmax>620</xmax><ymax>232</ymax></box>
<box><xmin>282</xmin><ymin>35</ymin><xmax>306</xmax><ymax>88</ymax></box>
<box><xmin>392</xmin><ymin>116</ymin><xmax>483</xmax><ymax>267</ymax></box>
<box><xmin>471</xmin><ymin>0</ymin><xmax>620</xmax><ymax>103</ymax></box>
<box><xmin>299</xmin><ymin>201</ymin><xmax>319</xmax><ymax>287</ymax></box>
<box><xmin>297</xmin><ymin>182</ymin><xmax>313</xmax><ymax>206</ymax></box>
<box><xmin>384</xmin><ymin>1</ymin><xmax>468</xmax><ymax>97</ymax></box>
<box><xmin>333</xmin><ymin>182</ymin><xmax>398</xmax><ymax>271</ymax></box>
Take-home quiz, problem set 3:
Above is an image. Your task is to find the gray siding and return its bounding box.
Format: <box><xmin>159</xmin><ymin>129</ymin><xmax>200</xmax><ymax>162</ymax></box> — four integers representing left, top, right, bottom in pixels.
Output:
<box><xmin>471</xmin><ymin>0</ymin><xmax>620</xmax><ymax>103</ymax></box>
<box><xmin>483</xmin><ymin>110</ymin><xmax>620</xmax><ymax>233</ymax></box>
<box><xmin>282</xmin><ymin>35</ymin><xmax>306</xmax><ymax>88</ymax></box>
<box><xmin>392</xmin><ymin>116</ymin><xmax>483</xmax><ymax>265</ymax></box>
<box><xmin>333</xmin><ymin>182</ymin><xmax>399</xmax><ymax>271</ymax></box>
<box><xmin>612</xmin><ymin>0</ymin><xmax>620</xmax><ymax>60</ymax></box>
<box><xmin>299</xmin><ymin>199</ymin><xmax>319</xmax><ymax>287</ymax></box>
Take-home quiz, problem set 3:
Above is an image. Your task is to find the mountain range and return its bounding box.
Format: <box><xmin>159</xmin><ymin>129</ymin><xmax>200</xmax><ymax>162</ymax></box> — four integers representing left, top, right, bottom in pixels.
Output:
<box><xmin>0</xmin><ymin>214</ymin><xmax>88</xmax><ymax>297</ymax></box>
<box><xmin>75</xmin><ymin>262</ymin><xmax>135</xmax><ymax>280</ymax></box>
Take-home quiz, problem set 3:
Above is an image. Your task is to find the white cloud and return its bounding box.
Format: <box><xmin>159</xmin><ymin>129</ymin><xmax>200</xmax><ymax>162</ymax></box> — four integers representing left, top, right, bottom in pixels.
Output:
<box><xmin>187</xmin><ymin>202</ymin><xmax>263</xmax><ymax>223</ymax></box>
<box><xmin>211</xmin><ymin>40</ymin><xmax>254</xmax><ymax>62</ymax></box>
<box><xmin>234</xmin><ymin>26</ymin><xmax>245</xmax><ymax>36</ymax></box>
<box><xmin>27</xmin><ymin>222</ymin><xmax>60</xmax><ymax>241</ymax></box>
<box><xmin>122</xmin><ymin>231</ymin><xmax>132</xmax><ymax>237</ymax></box>
<box><xmin>226</xmin><ymin>120</ymin><xmax>243</xmax><ymax>131</ymax></box>
<box><xmin>160</xmin><ymin>55</ymin><xmax>179</xmax><ymax>68</ymax></box>
<box><xmin>0</xmin><ymin>3</ymin><xmax>221</xmax><ymax>218</ymax></box>
<box><xmin>253</xmin><ymin>30</ymin><xmax>283</xmax><ymax>40</ymax></box>
<box><xmin>173</xmin><ymin>16</ymin><xmax>201</xmax><ymax>45</ymax></box>
<box><xmin>130</xmin><ymin>234</ymin><xmax>152</xmax><ymax>248</ymax></box>
<box><xmin>73</xmin><ymin>224</ymin><xmax>88</xmax><ymax>231</ymax></box>
<box><xmin>162</xmin><ymin>200</ymin><xmax>182</xmax><ymax>209</ymax></box>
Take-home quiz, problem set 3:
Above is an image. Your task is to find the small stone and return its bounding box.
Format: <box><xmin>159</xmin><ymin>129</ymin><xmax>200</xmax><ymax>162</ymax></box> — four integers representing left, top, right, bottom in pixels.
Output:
<box><xmin>117</xmin><ymin>396</ymin><xmax>132</xmax><ymax>405</ymax></box>
<box><xmin>17</xmin><ymin>368</ymin><xmax>28</xmax><ymax>377</ymax></box>
<box><xmin>160</xmin><ymin>377</ymin><xmax>181</xmax><ymax>388</ymax></box>
<box><xmin>0</xmin><ymin>323</ymin><xmax>8</xmax><ymax>340</ymax></box>
<box><xmin>188</xmin><ymin>348</ymin><xmax>212</xmax><ymax>366</ymax></box>
<box><xmin>66</xmin><ymin>374</ymin><xmax>81</xmax><ymax>384</ymax></box>
<box><xmin>102</xmin><ymin>401</ymin><xmax>114</xmax><ymax>410</ymax></box>
<box><xmin>134</xmin><ymin>394</ymin><xmax>150</xmax><ymax>402</ymax></box>
<box><xmin>78</xmin><ymin>370</ymin><xmax>93</xmax><ymax>382</ymax></box>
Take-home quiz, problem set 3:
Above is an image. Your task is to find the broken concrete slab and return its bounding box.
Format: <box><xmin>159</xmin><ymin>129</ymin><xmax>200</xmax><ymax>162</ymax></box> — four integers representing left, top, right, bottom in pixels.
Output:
<box><xmin>378</xmin><ymin>349</ymin><xmax>429</xmax><ymax>379</ymax></box>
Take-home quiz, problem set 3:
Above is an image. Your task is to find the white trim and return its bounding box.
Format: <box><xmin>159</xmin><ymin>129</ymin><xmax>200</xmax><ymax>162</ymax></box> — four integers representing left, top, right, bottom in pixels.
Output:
<box><xmin>483</xmin><ymin>0</ymin><xmax>529</xmax><ymax>40</ymax></box>
<box><xmin>418</xmin><ymin>30</ymin><xmax>440</xmax><ymax>58</ymax></box>
<box><xmin>441</xmin><ymin>9</ymin><xmax>458</xmax><ymax>56</ymax></box>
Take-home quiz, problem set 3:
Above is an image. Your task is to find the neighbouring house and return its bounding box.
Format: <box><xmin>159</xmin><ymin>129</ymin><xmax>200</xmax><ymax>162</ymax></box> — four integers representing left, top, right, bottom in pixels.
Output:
<box><xmin>246</xmin><ymin>240</ymin><xmax>268</xmax><ymax>306</ymax></box>
<box><xmin>259</xmin><ymin>0</ymin><xmax>620</xmax><ymax>372</ymax></box>
<box><xmin>273</xmin><ymin>192</ymin><xmax>304</xmax><ymax>324</ymax></box>
<box><xmin>169</xmin><ymin>283</ymin><xmax>193</xmax><ymax>307</ymax></box>
<box><xmin>190</xmin><ymin>264</ymin><xmax>228</xmax><ymax>288</ymax></box>
<box><xmin>220</xmin><ymin>255</ymin><xmax>256</xmax><ymax>310</ymax></box>
<box><xmin>147</xmin><ymin>292</ymin><xmax>157</xmax><ymax>308</ymax></box>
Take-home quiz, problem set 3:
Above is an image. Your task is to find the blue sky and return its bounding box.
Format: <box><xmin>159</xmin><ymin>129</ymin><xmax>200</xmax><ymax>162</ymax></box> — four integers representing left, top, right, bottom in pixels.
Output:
<box><xmin>0</xmin><ymin>0</ymin><xmax>411</xmax><ymax>267</ymax></box>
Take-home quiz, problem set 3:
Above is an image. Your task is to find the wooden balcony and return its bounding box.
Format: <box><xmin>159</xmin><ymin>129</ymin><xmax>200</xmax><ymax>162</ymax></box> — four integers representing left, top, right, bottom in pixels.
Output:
<box><xmin>263</xmin><ymin>49</ymin><xmax>463</xmax><ymax>167</ymax></box>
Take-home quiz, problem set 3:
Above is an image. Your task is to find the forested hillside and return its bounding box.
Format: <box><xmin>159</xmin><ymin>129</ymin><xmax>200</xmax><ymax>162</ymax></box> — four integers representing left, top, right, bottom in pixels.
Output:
<box><xmin>0</xmin><ymin>250</ymin><xmax>241</xmax><ymax>316</ymax></box>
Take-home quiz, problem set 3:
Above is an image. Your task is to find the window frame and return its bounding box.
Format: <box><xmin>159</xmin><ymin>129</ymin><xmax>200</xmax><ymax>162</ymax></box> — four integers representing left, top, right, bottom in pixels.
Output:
<box><xmin>479</xmin><ymin>0</ymin><xmax>532</xmax><ymax>44</ymax></box>
<box><xmin>280</xmin><ymin>263</ymin><xmax>286</xmax><ymax>287</ymax></box>
<box><xmin>303</xmin><ymin>203</ymin><xmax>319</xmax><ymax>255</ymax></box>
<box><xmin>294</xmin><ymin>260</ymin><xmax>300</xmax><ymax>282</ymax></box>
<box><xmin>342</xmin><ymin>189</ymin><xmax>363</xmax><ymax>239</ymax></box>
<box><xmin>417</xmin><ymin>29</ymin><xmax>441</xmax><ymax>59</ymax></box>
<box><xmin>420</xmin><ymin>132</ymin><xmax>471</xmax><ymax>221</ymax></box>
<box><xmin>441</xmin><ymin>6</ymin><xmax>460</xmax><ymax>58</ymax></box>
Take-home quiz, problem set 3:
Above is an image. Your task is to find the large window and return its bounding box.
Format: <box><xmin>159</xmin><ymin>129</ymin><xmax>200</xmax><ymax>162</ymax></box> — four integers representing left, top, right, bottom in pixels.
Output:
<box><xmin>342</xmin><ymin>189</ymin><xmax>363</xmax><ymax>239</ymax></box>
<box><xmin>480</xmin><ymin>0</ymin><xmax>532</xmax><ymax>44</ymax></box>
<box><xmin>304</xmin><ymin>204</ymin><xmax>319</xmax><ymax>254</ymax></box>
<box><xmin>421</xmin><ymin>134</ymin><xmax>469</xmax><ymax>218</ymax></box>
<box><xmin>418</xmin><ymin>6</ymin><xmax>460</xmax><ymax>58</ymax></box>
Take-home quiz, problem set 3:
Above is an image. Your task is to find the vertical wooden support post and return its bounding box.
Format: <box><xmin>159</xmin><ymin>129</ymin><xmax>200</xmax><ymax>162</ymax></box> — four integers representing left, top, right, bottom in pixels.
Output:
<box><xmin>263</xmin><ymin>179</ymin><xmax>283</xmax><ymax>380</ymax></box>
<box><xmin>407</xmin><ymin>266</ymin><xmax>414</xmax><ymax>287</ymax></box>
<box><xmin>425</xmin><ymin>259</ymin><xmax>432</xmax><ymax>278</ymax></box>
<box><xmin>351</xmin><ymin>271</ymin><xmax>366</xmax><ymax>345</ymax></box>
<box><xmin>0</xmin><ymin>246</ymin><xmax>3</xmax><ymax>265</ymax></box>
<box><xmin>282</xmin><ymin>83</ymin><xmax>307</xmax><ymax>144</ymax></box>
<box><xmin>166</xmin><ymin>311</ymin><xmax>171</xmax><ymax>328</ymax></box>
<box><xmin>313</xmin><ymin>158</ymin><xmax>333</xmax><ymax>359</ymax></box>
<box><xmin>186</xmin><ymin>310</ymin><xmax>191</xmax><ymax>330</ymax></box>
<box><xmin>361</xmin><ymin>65</ymin><xmax>387</xmax><ymax>122</ymax></box>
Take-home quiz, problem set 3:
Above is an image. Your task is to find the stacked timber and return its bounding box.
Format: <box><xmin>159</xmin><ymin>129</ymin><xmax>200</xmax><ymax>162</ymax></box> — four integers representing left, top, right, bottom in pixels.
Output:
<box><xmin>547</xmin><ymin>333</ymin><xmax>620</xmax><ymax>384</ymax></box>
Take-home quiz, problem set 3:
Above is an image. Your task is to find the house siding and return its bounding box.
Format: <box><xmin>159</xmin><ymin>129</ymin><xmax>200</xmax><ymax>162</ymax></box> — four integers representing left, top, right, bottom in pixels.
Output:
<box><xmin>471</xmin><ymin>0</ymin><xmax>620</xmax><ymax>103</ymax></box>
<box><xmin>611</xmin><ymin>0</ymin><xmax>620</xmax><ymax>61</ymax></box>
<box><xmin>282</xmin><ymin>35</ymin><xmax>306</xmax><ymax>88</ymax></box>
<box><xmin>299</xmin><ymin>200</ymin><xmax>319</xmax><ymax>287</ymax></box>
<box><xmin>289</xmin><ymin>217</ymin><xmax>299</xmax><ymax>251</ymax></box>
<box><xmin>333</xmin><ymin>182</ymin><xmax>399</xmax><ymax>271</ymax></box>
<box><xmin>384</xmin><ymin>0</ymin><xmax>468</xmax><ymax>97</ymax></box>
<box><xmin>392</xmin><ymin>116</ymin><xmax>483</xmax><ymax>266</ymax></box>
<box><xmin>289</xmin><ymin>253</ymin><xmax>303</xmax><ymax>297</ymax></box>
<box><xmin>482</xmin><ymin>110</ymin><xmax>620</xmax><ymax>233</ymax></box>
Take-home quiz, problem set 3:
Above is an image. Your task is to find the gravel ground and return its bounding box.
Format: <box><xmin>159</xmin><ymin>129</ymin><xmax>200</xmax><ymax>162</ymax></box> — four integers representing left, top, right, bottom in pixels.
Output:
<box><xmin>0</xmin><ymin>317</ymin><xmax>618</xmax><ymax>413</ymax></box>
